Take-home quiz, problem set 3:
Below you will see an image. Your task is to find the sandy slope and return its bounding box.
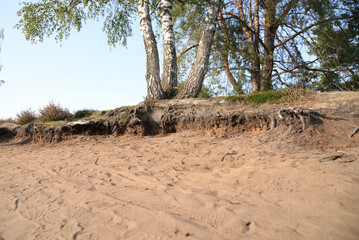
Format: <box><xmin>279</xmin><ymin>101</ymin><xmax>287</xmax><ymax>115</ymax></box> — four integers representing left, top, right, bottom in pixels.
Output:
<box><xmin>0</xmin><ymin>129</ymin><xmax>358</xmax><ymax>240</ymax></box>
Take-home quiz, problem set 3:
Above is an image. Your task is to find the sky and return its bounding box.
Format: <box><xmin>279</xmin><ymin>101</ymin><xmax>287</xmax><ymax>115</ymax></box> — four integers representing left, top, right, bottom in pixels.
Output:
<box><xmin>0</xmin><ymin>1</ymin><xmax>148</xmax><ymax>119</ymax></box>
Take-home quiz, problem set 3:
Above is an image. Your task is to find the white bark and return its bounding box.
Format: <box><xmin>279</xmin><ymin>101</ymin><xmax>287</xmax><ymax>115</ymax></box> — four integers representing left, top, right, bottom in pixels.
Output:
<box><xmin>137</xmin><ymin>0</ymin><xmax>164</xmax><ymax>100</ymax></box>
<box><xmin>177</xmin><ymin>0</ymin><xmax>220</xmax><ymax>98</ymax></box>
<box><xmin>160</xmin><ymin>0</ymin><xmax>177</xmax><ymax>98</ymax></box>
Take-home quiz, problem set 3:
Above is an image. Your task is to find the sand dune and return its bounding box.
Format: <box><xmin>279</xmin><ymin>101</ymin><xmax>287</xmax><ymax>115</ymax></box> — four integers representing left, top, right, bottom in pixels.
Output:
<box><xmin>1</xmin><ymin>129</ymin><xmax>358</xmax><ymax>240</ymax></box>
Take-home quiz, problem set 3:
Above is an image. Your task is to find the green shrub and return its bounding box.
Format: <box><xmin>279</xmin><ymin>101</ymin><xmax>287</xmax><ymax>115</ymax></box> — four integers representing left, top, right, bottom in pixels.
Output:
<box><xmin>39</xmin><ymin>101</ymin><xmax>72</xmax><ymax>122</ymax></box>
<box><xmin>16</xmin><ymin>109</ymin><xmax>37</xmax><ymax>125</ymax></box>
<box><xmin>225</xmin><ymin>95</ymin><xmax>246</xmax><ymax>102</ymax></box>
<box><xmin>73</xmin><ymin>109</ymin><xmax>97</xmax><ymax>119</ymax></box>
<box><xmin>247</xmin><ymin>91</ymin><xmax>286</xmax><ymax>105</ymax></box>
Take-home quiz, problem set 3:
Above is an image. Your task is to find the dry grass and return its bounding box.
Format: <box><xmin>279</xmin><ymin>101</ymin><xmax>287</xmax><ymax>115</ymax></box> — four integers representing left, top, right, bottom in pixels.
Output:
<box><xmin>39</xmin><ymin>101</ymin><xmax>72</xmax><ymax>122</ymax></box>
<box><xmin>16</xmin><ymin>109</ymin><xmax>37</xmax><ymax>125</ymax></box>
<box><xmin>0</xmin><ymin>118</ymin><xmax>17</xmax><ymax>124</ymax></box>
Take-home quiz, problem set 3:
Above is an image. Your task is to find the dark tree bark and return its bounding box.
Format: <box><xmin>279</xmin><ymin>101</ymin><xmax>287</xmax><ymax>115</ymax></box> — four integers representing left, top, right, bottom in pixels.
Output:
<box><xmin>160</xmin><ymin>0</ymin><xmax>178</xmax><ymax>98</ymax></box>
<box><xmin>177</xmin><ymin>0</ymin><xmax>220</xmax><ymax>99</ymax></box>
<box><xmin>138</xmin><ymin>0</ymin><xmax>164</xmax><ymax>100</ymax></box>
<box><xmin>251</xmin><ymin>0</ymin><xmax>261</xmax><ymax>92</ymax></box>
<box><xmin>261</xmin><ymin>0</ymin><xmax>277</xmax><ymax>91</ymax></box>
<box><xmin>218</xmin><ymin>10</ymin><xmax>242</xmax><ymax>94</ymax></box>
<box><xmin>233</xmin><ymin>0</ymin><xmax>261</xmax><ymax>92</ymax></box>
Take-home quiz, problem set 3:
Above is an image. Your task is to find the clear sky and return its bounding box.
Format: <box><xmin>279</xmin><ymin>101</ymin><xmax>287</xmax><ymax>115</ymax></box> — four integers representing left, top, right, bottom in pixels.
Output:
<box><xmin>0</xmin><ymin>1</ymin><xmax>148</xmax><ymax>119</ymax></box>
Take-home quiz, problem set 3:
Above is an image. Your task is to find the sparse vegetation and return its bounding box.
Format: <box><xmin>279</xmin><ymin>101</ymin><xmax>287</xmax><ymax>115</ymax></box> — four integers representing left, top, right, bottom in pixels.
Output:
<box><xmin>73</xmin><ymin>109</ymin><xmax>97</xmax><ymax>119</ymax></box>
<box><xmin>0</xmin><ymin>118</ymin><xmax>17</xmax><ymax>124</ymax></box>
<box><xmin>39</xmin><ymin>101</ymin><xmax>72</xmax><ymax>122</ymax></box>
<box><xmin>16</xmin><ymin>109</ymin><xmax>37</xmax><ymax>125</ymax></box>
<box><xmin>39</xmin><ymin>120</ymin><xmax>66</xmax><ymax>126</ymax></box>
<box><xmin>3</xmin><ymin>88</ymin><xmax>309</xmax><ymax>127</ymax></box>
<box><xmin>226</xmin><ymin>88</ymin><xmax>309</xmax><ymax>106</ymax></box>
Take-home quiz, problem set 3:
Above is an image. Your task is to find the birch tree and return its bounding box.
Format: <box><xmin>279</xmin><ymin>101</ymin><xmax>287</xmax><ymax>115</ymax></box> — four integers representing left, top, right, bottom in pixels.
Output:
<box><xmin>16</xmin><ymin>0</ymin><xmax>220</xmax><ymax>100</ymax></box>
<box><xmin>176</xmin><ymin>0</ymin><xmax>220</xmax><ymax>98</ymax></box>
<box><xmin>160</xmin><ymin>0</ymin><xmax>178</xmax><ymax>98</ymax></box>
<box><xmin>137</xmin><ymin>0</ymin><xmax>164</xmax><ymax>100</ymax></box>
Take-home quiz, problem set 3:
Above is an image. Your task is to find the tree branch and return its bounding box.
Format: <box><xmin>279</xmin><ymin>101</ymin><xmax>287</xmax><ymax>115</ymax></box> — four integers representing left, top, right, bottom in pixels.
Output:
<box><xmin>272</xmin><ymin>58</ymin><xmax>319</xmax><ymax>77</ymax></box>
<box><xmin>275</xmin><ymin>16</ymin><xmax>354</xmax><ymax>48</ymax></box>
<box><xmin>222</xmin><ymin>12</ymin><xmax>269</xmax><ymax>54</ymax></box>
<box><xmin>275</xmin><ymin>0</ymin><xmax>298</xmax><ymax>27</ymax></box>
<box><xmin>176</xmin><ymin>44</ymin><xmax>199</xmax><ymax>62</ymax></box>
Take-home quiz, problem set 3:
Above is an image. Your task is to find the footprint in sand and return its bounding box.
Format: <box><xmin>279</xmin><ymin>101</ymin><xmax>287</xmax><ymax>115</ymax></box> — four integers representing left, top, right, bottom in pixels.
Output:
<box><xmin>64</xmin><ymin>206</ymin><xmax>113</xmax><ymax>228</ymax></box>
<box><xmin>19</xmin><ymin>203</ymin><xmax>46</xmax><ymax>221</ymax></box>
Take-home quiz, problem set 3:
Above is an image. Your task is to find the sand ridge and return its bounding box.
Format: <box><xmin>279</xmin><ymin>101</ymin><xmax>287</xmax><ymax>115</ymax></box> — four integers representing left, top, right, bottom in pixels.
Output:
<box><xmin>1</xmin><ymin>130</ymin><xmax>358</xmax><ymax>239</ymax></box>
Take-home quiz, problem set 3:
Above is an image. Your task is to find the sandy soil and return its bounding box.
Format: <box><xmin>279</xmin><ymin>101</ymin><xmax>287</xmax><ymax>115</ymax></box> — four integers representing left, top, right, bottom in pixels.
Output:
<box><xmin>1</xmin><ymin>129</ymin><xmax>358</xmax><ymax>240</ymax></box>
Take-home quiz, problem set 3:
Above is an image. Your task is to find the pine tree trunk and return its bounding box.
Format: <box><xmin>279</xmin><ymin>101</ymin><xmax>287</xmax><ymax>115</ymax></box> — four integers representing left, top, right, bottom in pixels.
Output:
<box><xmin>251</xmin><ymin>59</ymin><xmax>261</xmax><ymax>92</ymax></box>
<box><xmin>137</xmin><ymin>0</ymin><xmax>164</xmax><ymax>100</ymax></box>
<box><xmin>177</xmin><ymin>0</ymin><xmax>220</xmax><ymax>99</ymax></box>
<box><xmin>261</xmin><ymin>0</ymin><xmax>277</xmax><ymax>91</ymax></box>
<box><xmin>251</xmin><ymin>0</ymin><xmax>261</xmax><ymax>92</ymax></box>
<box><xmin>160</xmin><ymin>0</ymin><xmax>177</xmax><ymax>99</ymax></box>
<box><xmin>236</xmin><ymin>0</ymin><xmax>261</xmax><ymax>93</ymax></box>
<box><xmin>222</xmin><ymin>50</ymin><xmax>243</xmax><ymax>94</ymax></box>
<box><xmin>218</xmin><ymin>10</ymin><xmax>242</xmax><ymax>94</ymax></box>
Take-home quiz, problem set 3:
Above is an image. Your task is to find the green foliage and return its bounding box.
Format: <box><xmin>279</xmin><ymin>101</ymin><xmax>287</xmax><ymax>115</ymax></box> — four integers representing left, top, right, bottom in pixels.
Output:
<box><xmin>225</xmin><ymin>95</ymin><xmax>246</xmax><ymax>102</ymax></box>
<box><xmin>39</xmin><ymin>101</ymin><xmax>72</xmax><ymax>122</ymax></box>
<box><xmin>15</xmin><ymin>0</ymin><xmax>359</xmax><ymax>96</ymax></box>
<box><xmin>247</xmin><ymin>91</ymin><xmax>284</xmax><ymax>105</ymax></box>
<box><xmin>173</xmin><ymin>0</ymin><xmax>359</xmax><ymax>94</ymax></box>
<box><xmin>307</xmin><ymin>0</ymin><xmax>359</xmax><ymax>91</ymax></box>
<box><xmin>16</xmin><ymin>109</ymin><xmax>37</xmax><ymax>125</ymax></box>
<box><xmin>73</xmin><ymin>109</ymin><xmax>97</xmax><ymax>119</ymax></box>
<box><xmin>226</xmin><ymin>91</ymin><xmax>285</xmax><ymax>105</ymax></box>
<box><xmin>16</xmin><ymin>0</ymin><xmax>136</xmax><ymax>47</ymax></box>
<box><xmin>226</xmin><ymin>88</ymin><xmax>308</xmax><ymax>106</ymax></box>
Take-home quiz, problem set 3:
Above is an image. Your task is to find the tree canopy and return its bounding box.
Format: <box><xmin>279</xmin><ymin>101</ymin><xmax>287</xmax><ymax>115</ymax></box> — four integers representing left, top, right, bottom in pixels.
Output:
<box><xmin>16</xmin><ymin>0</ymin><xmax>221</xmax><ymax>99</ymax></box>
<box><xmin>15</xmin><ymin>0</ymin><xmax>359</xmax><ymax>99</ymax></box>
<box><xmin>174</xmin><ymin>0</ymin><xmax>358</xmax><ymax>94</ymax></box>
<box><xmin>16</xmin><ymin>0</ymin><xmax>137</xmax><ymax>47</ymax></box>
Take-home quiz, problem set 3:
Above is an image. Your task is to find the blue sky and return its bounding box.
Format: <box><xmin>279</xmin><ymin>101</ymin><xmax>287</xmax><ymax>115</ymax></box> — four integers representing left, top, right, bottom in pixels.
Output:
<box><xmin>0</xmin><ymin>1</ymin><xmax>148</xmax><ymax>119</ymax></box>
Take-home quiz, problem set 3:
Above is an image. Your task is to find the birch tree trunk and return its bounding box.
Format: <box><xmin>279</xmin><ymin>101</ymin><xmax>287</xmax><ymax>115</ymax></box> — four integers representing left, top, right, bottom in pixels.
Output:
<box><xmin>177</xmin><ymin>0</ymin><xmax>220</xmax><ymax>99</ymax></box>
<box><xmin>137</xmin><ymin>0</ymin><xmax>164</xmax><ymax>100</ymax></box>
<box><xmin>160</xmin><ymin>0</ymin><xmax>177</xmax><ymax>98</ymax></box>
